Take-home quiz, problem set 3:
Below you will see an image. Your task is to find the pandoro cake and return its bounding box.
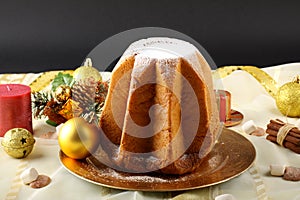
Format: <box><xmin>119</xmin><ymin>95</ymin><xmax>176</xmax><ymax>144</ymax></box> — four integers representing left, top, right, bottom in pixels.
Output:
<box><xmin>95</xmin><ymin>37</ymin><xmax>222</xmax><ymax>175</ymax></box>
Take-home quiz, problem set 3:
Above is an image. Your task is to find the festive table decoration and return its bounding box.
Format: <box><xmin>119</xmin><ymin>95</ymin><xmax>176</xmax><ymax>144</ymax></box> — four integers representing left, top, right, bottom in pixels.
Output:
<box><xmin>270</xmin><ymin>164</ymin><xmax>286</xmax><ymax>176</ymax></box>
<box><xmin>214</xmin><ymin>89</ymin><xmax>243</xmax><ymax>127</ymax></box>
<box><xmin>214</xmin><ymin>90</ymin><xmax>231</xmax><ymax>122</ymax></box>
<box><xmin>266</xmin><ymin>119</ymin><xmax>300</xmax><ymax>153</ymax></box>
<box><xmin>283</xmin><ymin>166</ymin><xmax>300</xmax><ymax>181</ymax></box>
<box><xmin>29</xmin><ymin>174</ymin><xmax>51</xmax><ymax>189</ymax></box>
<box><xmin>20</xmin><ymin>167</ymin><xmax>39</xmax><ymax>185</ymax></box>
<box><xmin>20</xmin><ymin>167</ymin><xmax>52</xmax><ymax>189</ymax></box>
<box><xmin>242</xmin><ymin>120</ymin><xmax>265</xmax><ymax>136</ymax></box>
<box><xmin>20</xmin><ymin>167</ymin><xmax>51</xmax><ymax>189</ymax></box>
<box><xmin>51</xmin><ymin>72</ymin><xmax>74</xmax><ymax>92</ymax></box>
<box><xmin>270</xmin><ymin>164</ymin><xmax>300</xmax><ymax>181</ymax></box>
<box><xmin>73</xmin><ymin>58</ymin><xmax>102</xmax><ymax>82</ymax></box>
<box><xmin>30</xmin><ymin>70</ymin><xmax>74</xmax><ymax>92</ymax></box>
<box><xmin>275</xmin><ymin>75</ymin><xmax>300</xmax><ymax>117</ymax></box>
<box><xmin>58</xmin><ymin>117</ymin><xmax>100</xmax><ymax>159</ymax></box>
<box><xmin>31</xmin><ymin>59</ymin><xmax>109</xmax><ymax>126</ymax></box>
<box><xmin>214</xmin><ymin>66</ymin><xmax>300</xmax><ymax>117</ymax></box>
<box><xmin>242</xmin><ymin>120</ymin><xmax>258</xmax><ymax>134</ymax></box>
<box><xmin>1</xmin><ymin>128</ymin><xmax>35</xmax><ymax>158</ymax></box>
<box><xmin>0</xmin><ymin>84</ymin><xmax>33</xmax><ymax>137</ymax></box>
<box><xmin>213</xmin><ymin>66</ymin><xmax>278</xmax><ymax>98</ymax></box>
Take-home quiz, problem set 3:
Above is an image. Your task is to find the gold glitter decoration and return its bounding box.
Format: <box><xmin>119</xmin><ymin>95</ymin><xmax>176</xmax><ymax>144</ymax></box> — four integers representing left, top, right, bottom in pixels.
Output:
<box><xmin>275</xmin><ymin>76</ymin><xmax>300</xmax><ymax>117</ymax></box>
<box><xmin>73</xmin><ymin>66</ymin><xmax>102</xmax><ymax>82</ymax></box>
<box><xmin>214</xmin><ymin>66</ymin><xmax>300</xmax><ymax>117</ymax></box>
<box><xmin>73</xmin><ymin>58</ymin><xmax>102</xmax><ymax>82</ymax></box>
<box><xmin>1</xmin><ymin>128</ymin><xmax>35</xmax><ymax>158</ymax></box>
<box><xmin>213</xmin><ymin>66</ymin><xmax>279</xmax><ymax>98</ymax></box>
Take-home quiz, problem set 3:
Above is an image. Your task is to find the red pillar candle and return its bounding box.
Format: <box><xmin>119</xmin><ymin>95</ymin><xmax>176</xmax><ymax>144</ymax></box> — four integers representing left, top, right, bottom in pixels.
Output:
<box><xmin>0</xmin><ymin>84</ymin><xmax>33</xmax><ymax>137</ymax></box>
<box><xmin>214</xmin><ymin>90</ymin><xmax>231</xmax><ymax>122</ymax></box>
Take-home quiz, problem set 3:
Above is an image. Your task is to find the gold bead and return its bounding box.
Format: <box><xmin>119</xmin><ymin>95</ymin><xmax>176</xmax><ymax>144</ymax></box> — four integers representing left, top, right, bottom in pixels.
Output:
<box><xmin>73</xmin><ymin>66</ymin><xmax>102</xmax><ymax>82</ymax></box>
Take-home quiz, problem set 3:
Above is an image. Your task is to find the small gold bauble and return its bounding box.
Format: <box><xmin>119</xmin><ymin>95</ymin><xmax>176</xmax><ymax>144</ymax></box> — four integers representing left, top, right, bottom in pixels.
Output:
<box><xmin>1</xmin><ymin>128</ymin><xmax>35</xmax><ymax>158</ymax></box>
<box><xmin>73</xmin><ymin>66</ymin><xmax>102</xmax><ymax>82</ymax></box>
<box><xmin>58</xmin><ymin>117</ymin><xmax>99</xmax><ymax>159</ymax></box>
<box><xmin>276</xmin><ymin>76</ymin><xmax>300</xmax><ymax>117</ymax></box>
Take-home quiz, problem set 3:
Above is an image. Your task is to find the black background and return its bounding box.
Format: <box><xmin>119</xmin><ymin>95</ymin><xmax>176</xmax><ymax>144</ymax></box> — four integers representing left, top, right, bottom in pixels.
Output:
<box><xmin>1</xmin><ymin>0</ymin><xmax>300</xmax><ymax>73</ymax></box>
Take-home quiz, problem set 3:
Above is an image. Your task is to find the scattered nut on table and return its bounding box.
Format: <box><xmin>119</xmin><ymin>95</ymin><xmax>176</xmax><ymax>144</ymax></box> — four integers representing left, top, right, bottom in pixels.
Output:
<box><xmin>29</xmin><ymin>175</ymin><xmax>51</xmax><ymax>189</ymax></box>
<box><xmin>283</xmin><ymin>166</ymin><xmax>300</xmax><ymax>181</ymax></box>
<box><xmin>242</xmin><ymin>120</ymin><xmax>265</xmax><ymax>136</ymax></box>
<box><xmin>20</xmin><ymin>167</ymin><xmax>51</xmax><ymax>188</ymax></box>
<box><xmin>269</xmin><ymin>164</ymin><xmax>300</xmax><ymax>181</ymax></box>
<box><xmin>251</xmin><ymin>127</ymin><xmax>266</xmax><ymax>136</ymax></box>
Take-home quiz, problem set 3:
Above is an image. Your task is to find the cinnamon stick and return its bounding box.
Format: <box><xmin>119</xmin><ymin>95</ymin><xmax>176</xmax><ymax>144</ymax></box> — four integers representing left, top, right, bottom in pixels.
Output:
<box><xmin>265</xmin><ymin>119</ymin><xmax>300</xmax><ymax>154</ymax></box>
<box><xmin>266</xmin><ymin>135</ymin><xmax>300</xmax><ymax>154</ymax></box>
<box><xmin>266</xmin><ymin>129</ymin><xmax>300</xmax><ymax>146</ymax></box>
<box><xmin>267</xmin><ymin>119</ymin><xmax>300</xmax><ymax>137</ymax></box>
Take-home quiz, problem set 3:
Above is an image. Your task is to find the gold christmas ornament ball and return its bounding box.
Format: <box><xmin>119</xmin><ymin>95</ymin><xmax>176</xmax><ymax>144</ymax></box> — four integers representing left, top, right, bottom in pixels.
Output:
<box><xmin>58</xmin><ymin>117</ymin><xmax>99</xmax><ymax>159</ymax></box>
<box><xmin>276</xmin><ymin>78</ymin><xmax>300</xmax><ymax>117</ymax></box>
<box><xmin>1</xmin><ymin>128</ymin><xmax>35</xmax><ymax>158</ymax></box>
<box><xmin>73</xmin><ymin>66</ymin><xmax>102</xmax><ymax>82</ymax></box>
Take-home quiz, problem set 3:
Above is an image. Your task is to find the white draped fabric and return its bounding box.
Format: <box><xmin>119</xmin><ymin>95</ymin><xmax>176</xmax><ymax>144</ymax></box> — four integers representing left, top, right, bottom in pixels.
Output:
<box><xmin>1</xmin><ymin>63</ymin><xmax>300</xmax><ymax>200</ymax></box>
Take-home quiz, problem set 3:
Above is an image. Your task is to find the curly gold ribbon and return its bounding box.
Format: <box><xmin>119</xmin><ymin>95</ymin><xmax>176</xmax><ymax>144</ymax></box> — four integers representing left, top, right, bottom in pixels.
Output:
<box><xmin>213</xmin><ymin>66</ymin><xmax>279</xmax><ymax>98</ymax></box>
<box><xmin>30</xmin><ymin>66</ymin><xmax>277</xmax><ymax>98</ymax></box>
<box><xmin>29</xmin><ymin>70</ymin><xmax>73</xmax><ymax>92</ymax></box>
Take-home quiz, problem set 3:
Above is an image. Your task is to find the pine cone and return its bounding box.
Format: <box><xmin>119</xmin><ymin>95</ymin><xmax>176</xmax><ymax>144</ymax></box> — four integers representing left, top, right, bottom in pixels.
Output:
<box><xmin>71</xmin><ymin>78</ymin><xmax>98</xmax><ymax>111</ymax></box>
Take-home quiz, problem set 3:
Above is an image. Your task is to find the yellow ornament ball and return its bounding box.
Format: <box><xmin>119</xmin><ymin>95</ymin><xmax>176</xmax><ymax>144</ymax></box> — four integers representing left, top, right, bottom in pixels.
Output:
<box><xmin>58</xmin><ymin>117</ymin><xmax>99</xmax><ymax>159</ymax></box>
<box><xmin>1</xmin><ymin>128</ymin><xmax>35</xmax><ymax>158</ymax></box>
<box><xmin>73</xmin><ymin>58</ymin><xmax>102</xmax><ymax>82</ymax></box>
<box><xmin>276</xmin><ymin>76</ymin><xmax>300</xmax><ymax>117</ymax></box>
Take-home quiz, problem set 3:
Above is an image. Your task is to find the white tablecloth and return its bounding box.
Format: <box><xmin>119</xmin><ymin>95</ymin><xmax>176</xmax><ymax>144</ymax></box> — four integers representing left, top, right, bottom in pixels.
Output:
<box><xmin>1</xmin><ymin>63</ymin><xmax>300</xmax><ymax>200</ymax></box>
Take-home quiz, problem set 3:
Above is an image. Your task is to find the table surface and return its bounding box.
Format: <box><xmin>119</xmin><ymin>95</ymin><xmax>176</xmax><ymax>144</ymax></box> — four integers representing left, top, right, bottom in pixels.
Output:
<box><xmin>1</xmin><ymin>63</ymin><xmax>300</xmax><ymax>200</ymax></box>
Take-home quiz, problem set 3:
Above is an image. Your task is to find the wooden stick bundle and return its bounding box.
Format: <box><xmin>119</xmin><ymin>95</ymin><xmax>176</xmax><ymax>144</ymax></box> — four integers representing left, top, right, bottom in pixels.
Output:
<box><xmin>266</xmin><ymin>119</ymin><xmax>300</xmax><ymax>154</ymax></box>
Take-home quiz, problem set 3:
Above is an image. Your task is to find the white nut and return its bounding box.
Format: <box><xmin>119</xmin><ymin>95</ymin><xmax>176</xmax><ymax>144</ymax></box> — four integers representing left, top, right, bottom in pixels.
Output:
<box><xmin>215</xmin><ymin>194</ymin><xmax>237</xmax><ymax>200</ymax></box>
<box><xmin>270</xmin><ymin>164</ymin><xmax>286</xmax><ymax>176</ymax></box>
<box><xmin>242</xmin><ymin>120</ymin><xmax>257</xmax><ymax>134</ymax></box>
<box><xmin>20</xmin><ymin>167</ymin><xmax>39</xmax><ymax>185</ymax></box>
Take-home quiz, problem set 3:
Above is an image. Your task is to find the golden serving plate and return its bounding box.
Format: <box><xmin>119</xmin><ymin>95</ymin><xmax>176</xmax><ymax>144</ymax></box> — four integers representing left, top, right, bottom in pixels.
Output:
<box><xmin>59</xmin><ymin>128</ymin><xmax>256</xmax><ymax>191</ymax></box>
